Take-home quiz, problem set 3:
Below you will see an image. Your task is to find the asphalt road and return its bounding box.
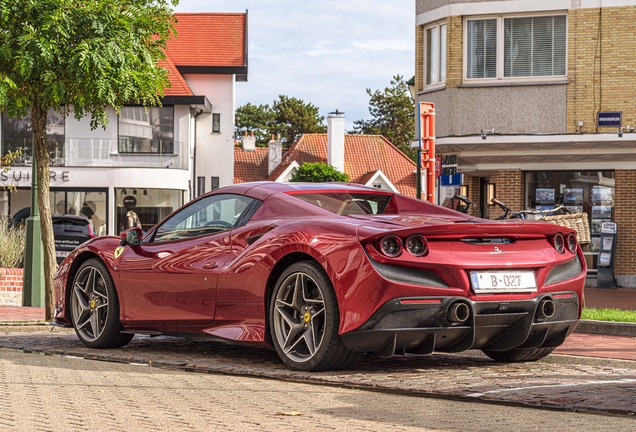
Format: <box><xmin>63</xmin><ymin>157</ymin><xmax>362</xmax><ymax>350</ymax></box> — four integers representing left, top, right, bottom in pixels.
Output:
<box><xmin>2</xmin><ymin>349</ymin><xmax>635</xmax><ymax>432</ymax></box>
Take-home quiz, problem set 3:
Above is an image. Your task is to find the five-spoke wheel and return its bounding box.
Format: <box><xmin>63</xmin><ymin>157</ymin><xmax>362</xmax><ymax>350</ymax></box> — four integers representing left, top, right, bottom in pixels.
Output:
<box><xmin>269</xmin><ymin>261</ymin><xmax>359</xmax><ymax>371</ymax></box>
<box><xmin>71</xmin><ymin>258</ymin><xmax>133</xmax><ymax>349</ymax></box>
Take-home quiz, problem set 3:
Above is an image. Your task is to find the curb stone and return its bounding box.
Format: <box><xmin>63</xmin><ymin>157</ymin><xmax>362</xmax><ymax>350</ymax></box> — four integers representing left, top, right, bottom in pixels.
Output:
<box><xmin>575</xmin><ymin>320</ymin><xmax>636</xmax><ymax>337</ymax></box>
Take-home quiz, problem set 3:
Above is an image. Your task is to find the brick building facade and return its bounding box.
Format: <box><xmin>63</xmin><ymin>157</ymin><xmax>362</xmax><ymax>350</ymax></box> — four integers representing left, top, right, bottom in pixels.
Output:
<box><xmin>415</xmin><ymin>0</ymin><xmax>636</xmax><ymax>286</ymax></box>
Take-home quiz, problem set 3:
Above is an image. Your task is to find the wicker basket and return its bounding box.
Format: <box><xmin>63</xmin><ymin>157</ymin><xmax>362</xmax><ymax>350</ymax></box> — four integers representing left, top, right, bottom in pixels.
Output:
<box><xmin>541</xmin><ymin>213</ymin><xmax>591</xmax><ymax>246</ymax></box>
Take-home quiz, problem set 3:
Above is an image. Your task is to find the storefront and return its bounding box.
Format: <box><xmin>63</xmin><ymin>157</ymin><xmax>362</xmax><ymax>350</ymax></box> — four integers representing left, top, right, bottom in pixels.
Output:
<box><xmin>524</xmin><ymin>171</ymin><xmax>615</xmax><ymax>272</ymax></box>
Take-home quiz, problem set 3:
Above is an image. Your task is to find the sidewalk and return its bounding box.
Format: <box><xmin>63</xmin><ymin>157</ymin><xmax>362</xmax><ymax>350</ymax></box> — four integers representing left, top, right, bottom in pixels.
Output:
<box><xmin>2</xmin><ymin>287</ymin><xmax>636</xmax><ymax>362</ymax></box>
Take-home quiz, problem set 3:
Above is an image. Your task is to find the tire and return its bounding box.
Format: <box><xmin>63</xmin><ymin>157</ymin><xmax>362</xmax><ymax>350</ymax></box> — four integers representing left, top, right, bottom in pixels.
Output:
<box><xmin>482</xmin><ymin>347</ymin><xmax>556</xmax><ymax>362</ymax></box>
<box><xmin>70</xmin><ymin>258</ymin><xmax>133</xmax><ymax>349</ymax></box>
<box><xmin>269</xmin><ymin>261</ymin><xmax>360</xmax><ymax>371</ymax></box>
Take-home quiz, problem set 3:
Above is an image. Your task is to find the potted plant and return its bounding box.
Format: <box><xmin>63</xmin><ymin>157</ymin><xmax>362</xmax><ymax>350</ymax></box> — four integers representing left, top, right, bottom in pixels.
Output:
<box><xmin>0</xmin><ymin>217</ymin><xmax>25</xmax><ymax>306</ymax></box>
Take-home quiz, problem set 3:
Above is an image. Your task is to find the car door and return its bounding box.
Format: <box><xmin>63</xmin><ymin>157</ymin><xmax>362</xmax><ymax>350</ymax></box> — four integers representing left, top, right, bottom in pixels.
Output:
<box><xmin>116</xmin><ymin>193</ymin><xmax>256</xmax><ymax>328</ymax></box>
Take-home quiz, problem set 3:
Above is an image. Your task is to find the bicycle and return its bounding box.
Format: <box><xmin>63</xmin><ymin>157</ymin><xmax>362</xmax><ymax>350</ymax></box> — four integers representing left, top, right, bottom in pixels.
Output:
<box><xmin>453</xmin><ymin>194</ymin><xmax>481</xmax><ymax>217</ymax></box>
<box><xmin>491</xmin><ymin>198</ymin><xmax>570</xmax><ymax>220</ymax></box>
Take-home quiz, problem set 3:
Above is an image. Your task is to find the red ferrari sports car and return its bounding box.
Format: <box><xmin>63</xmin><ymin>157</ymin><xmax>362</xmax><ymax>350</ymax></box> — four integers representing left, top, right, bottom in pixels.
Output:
<box><xmin>53</xmin><ymin>182</ymin><xmax>585</xmax><ymax>371</ymax></box>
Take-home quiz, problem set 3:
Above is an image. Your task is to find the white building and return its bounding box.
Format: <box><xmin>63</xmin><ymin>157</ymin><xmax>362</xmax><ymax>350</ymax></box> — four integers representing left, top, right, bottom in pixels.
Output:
<box><xmin>0</xmin><ymin>12</ymin><xmax>248</xmax><ymax>236</ymax></box>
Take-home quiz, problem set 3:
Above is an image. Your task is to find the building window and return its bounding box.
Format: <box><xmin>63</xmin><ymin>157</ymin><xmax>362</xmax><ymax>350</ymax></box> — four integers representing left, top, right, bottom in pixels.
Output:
<box><xmin>118</xmin><ymin>106</ymin><xmax>174</xmax><ymax>154</ymax></box>
<box><xmin>425</xmin><ymin>23</ymin><xmax>446</xmax><ymax>86</ymax></box>
<box><xmin>465</xmin><ymin>15</ymin><xmax>566</xmax><ymax>82</ymax></box>
<box><xmin>1</xmin><ymin>109</ymin><xmax>65</xmax><ymax>166</ymax></box>
<box><xmin>115</xmin><ymin>188</ymin><xmax>182</xmax><ymax>233</ymax></box>
<box><xmin>212</xmin><ymin>113</ymin><xmax>221</xmax><ymax>133</ymax></box>
<box><xmin>197</xmin><ymin>177</ymin><xmax>205</xmax><ymax>197</ymax></box>
<box><xmin>211</xmin><ymin>177</ymin><xmax>220</xmax><ymax>191</ymax></box>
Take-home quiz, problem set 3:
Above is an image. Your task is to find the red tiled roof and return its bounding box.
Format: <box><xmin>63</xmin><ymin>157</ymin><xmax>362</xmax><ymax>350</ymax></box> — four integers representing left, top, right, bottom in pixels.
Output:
<box><xmin>160</xmin><ymin>57</ymin><xmax>193</xmax><ymax>96</ymax></box>
<box><xmin>265</xmin><ymin>134</ymin><xmax>418</xmax><ymax>198</ymax></box>
<box><xmin>167</xmin><ymin>13</ymin><xmax>246</xmax><ymax>67</ymax></box>
<box><xmin>234</xmin><ymin>147</ymin><xmax>270</xmax><ymax>184</ymax></box>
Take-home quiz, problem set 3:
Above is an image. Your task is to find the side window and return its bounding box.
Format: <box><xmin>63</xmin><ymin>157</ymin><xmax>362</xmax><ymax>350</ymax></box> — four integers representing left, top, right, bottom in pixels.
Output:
<box><xmin>151</xmin><ymin>194</ymin><xmax>255</xmax><ymax>243</ymax></box>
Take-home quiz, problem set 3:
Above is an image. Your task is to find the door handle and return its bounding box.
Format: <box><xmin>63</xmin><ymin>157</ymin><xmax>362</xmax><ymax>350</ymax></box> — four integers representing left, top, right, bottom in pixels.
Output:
<box><xmin>202</xmin><ymin>261</ymin><xmax>218</xmax><ymax>269</ymax></box>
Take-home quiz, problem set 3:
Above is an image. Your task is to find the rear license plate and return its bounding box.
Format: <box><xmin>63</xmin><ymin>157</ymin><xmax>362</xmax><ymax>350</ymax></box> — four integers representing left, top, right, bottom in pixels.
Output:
<box><xmin>470</xmin><ymin>271</ymin><xmax>536</xmax><ymax>293</ymax></box>
<box><xmin>56</xmin><ymin>251</ymin><xmax>71</xmax><ymax>258</ymax></box>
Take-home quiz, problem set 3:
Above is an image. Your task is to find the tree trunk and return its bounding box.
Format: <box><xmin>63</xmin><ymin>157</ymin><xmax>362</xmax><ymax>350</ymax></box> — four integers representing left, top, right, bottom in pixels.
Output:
<box><xmin>31</xmin><ymin>101</ymin><xmax>57</xmax><ymax>320</ymax></box>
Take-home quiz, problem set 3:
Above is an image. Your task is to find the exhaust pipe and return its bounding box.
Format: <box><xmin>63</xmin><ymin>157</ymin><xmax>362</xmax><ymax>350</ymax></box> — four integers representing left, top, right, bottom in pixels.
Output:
<box><xmin>536</xmin><ymin>299</ymin><xmax>556</xmax><ymax>319</ymax></box>
<box><xmin>447</xmin><ymin>303</ymin><xmax>470</xmax><ymax>323</ymax></box>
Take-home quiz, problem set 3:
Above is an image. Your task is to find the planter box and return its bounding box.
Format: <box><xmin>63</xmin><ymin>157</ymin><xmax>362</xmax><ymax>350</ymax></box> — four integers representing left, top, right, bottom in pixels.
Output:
<box><xmin>0</xmin><ymin>268</ymin><xmax>23</xmax><ymax>306</ymax></box>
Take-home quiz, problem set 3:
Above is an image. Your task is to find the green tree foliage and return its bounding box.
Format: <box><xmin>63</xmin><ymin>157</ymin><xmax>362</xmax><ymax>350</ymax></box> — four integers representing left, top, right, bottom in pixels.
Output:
<box><xmin>0</xmin><ymin>0</ymin><xmax>177</xmax><ymax>319</ymax></box>
<box><xmin>235</xmin><ymin>103</ymin><xmax>275</xmax><ymax>146</ymax></box>
<box><xmin>350</xmin><ymin>75</ymin><xmax>415</xmax><ymax>159</ymax></box>
<box><xmin>290</xmin><ymin>162</ymin><xmax>349</xmax><ymax>183</ymax></box>
<box><xmin>235</xmin><ymin>95</ymin><xmax>326</xmax><ymax>147</ymax></box>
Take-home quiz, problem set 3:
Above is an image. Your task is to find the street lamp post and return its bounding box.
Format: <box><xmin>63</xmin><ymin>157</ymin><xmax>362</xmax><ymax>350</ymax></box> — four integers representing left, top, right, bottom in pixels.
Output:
<box><xmin>22</xmin><ymin>145</ymin><xmax>45</xmax><ymax>307</ymax></box>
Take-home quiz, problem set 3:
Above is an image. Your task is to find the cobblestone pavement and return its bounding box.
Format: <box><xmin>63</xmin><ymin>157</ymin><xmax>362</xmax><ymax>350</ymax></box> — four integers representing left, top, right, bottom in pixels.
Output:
<box><xmin>3</xmin><ymin>350</ymin><xmax>636</xmax><ymax>432</ymax></box>
<box><xmin>1</xmin><ymin>328</ymin><xmax>636</xmax><ymax>419</ymax></box>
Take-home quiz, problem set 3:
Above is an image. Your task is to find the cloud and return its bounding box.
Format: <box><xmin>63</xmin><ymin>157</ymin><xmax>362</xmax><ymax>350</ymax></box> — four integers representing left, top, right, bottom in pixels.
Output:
<box><xmin>176</xmin><ymin>0</ymin><xmax>414</xmax><ymax>128</ymax></box>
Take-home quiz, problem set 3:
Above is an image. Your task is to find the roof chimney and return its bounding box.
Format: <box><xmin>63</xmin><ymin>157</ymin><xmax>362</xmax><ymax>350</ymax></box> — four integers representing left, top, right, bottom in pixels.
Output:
<box><xmin>268</xmin><ymin>133</ymin><xmax>283</xmax><ymax>175</ymax></box>
<box><xmin>242</xmin><ymin>131</ymin><xmax>256</xmax><ymax>152</ymax></box>
<box><xmin>327</xmin><ymin>110</ymin><xmax>345</xmax><ymax>173</ymax></box>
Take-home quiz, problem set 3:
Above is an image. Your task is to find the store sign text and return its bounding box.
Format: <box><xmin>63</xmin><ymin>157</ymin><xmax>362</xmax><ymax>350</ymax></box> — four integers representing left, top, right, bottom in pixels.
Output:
<box><xmin>0</xmin><ymin>170</ymin><xmax>70</xmax><ymax>183</ymax></box>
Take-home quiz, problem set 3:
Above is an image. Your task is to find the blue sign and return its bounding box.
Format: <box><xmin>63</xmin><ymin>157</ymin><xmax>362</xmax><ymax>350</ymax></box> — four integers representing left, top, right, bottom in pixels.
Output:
<box><xmin>440</xmin><ymin>174</ymin><xmax>462</xmax><ymax>186</ymax></box>
<box><xmin>597</xmin><ymin>112</ymin><xmax>622</xmax><ymax>127</ymax></box>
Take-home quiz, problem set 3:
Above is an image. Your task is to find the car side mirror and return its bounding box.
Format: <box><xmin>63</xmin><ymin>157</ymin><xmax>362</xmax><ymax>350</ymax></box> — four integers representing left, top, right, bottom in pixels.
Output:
<box><xmin>120</xmin><ymin>227</ymin><xmax>142</xmax><ymax>246</ymax></box>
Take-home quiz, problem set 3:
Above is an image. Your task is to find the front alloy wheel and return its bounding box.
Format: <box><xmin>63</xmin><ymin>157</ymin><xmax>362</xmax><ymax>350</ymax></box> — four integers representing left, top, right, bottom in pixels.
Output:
<box><xmin>269</xmin><ymin>261</ymin><xmax>359</xmax><ymax>371</ymax></box>
<box><xmin>71</xmin><ymin>258</ymin><xmax>133</xmax><ymax>349</ymax></box>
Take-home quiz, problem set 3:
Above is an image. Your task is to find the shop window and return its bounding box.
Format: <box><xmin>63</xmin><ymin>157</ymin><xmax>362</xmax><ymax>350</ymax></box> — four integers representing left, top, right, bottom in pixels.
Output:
<box><xmin>212</xmin><ymin>113</ymin><xmax>221</xmax><ymax>133</ymax></box>
<box><xmin>525</xmin><ymin>171</ymin><xmax>615</xmax><ymax>271</ymax></box>
<box><xmin>465</xmin><ymin>14</ymin><xmax>566</xmax><ymax>82</ymax></box>
<box><xmin>1</xmin><ymin>109</ymin><xmax>65</xmax><ymax>166</ymax></box>
<box><xmin>118</xmin><ymin>106</ymin><xmax>174</xmax><ymax>154</ymax></box>
<box><xmin>425</xmin><ymin>22</ymin><xmax>446</xmax><ymax>87</ymax></box>
<box><xmin>0</xmin><ymin>190</ymin><xmax>8</xmax><ymax>217</ymax></box>
<box><xmin>115</xmin><ymin>188</ymin><xmax>182</xmax><ymax>234</ymax></box>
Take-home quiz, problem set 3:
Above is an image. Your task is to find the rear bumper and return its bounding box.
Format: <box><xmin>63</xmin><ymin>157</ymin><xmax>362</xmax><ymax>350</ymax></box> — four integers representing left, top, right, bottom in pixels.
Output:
<box><xmin>340</xmin><ymin>293</ymin><xmax>579</xmax><ymax>357</ymax></box>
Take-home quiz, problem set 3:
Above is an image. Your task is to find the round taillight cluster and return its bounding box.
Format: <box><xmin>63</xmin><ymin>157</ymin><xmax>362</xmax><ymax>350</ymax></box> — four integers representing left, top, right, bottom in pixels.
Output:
<box><xmin>380</xmin><ymin>235</ymin><xmax>402</xmax><ymax>257</ymax></box>
<box><xmin>552</xmin><ymin>233</ymin><xmax>565</xmax><ymax>254</ymax></box>
<box><xmin>406</xmin><ymin>234</ymin><xmax>428</xmax><ymax>257</ymax></box>
<box><xmin>378</xmin><ymin>234</ymin><xmax>428</xmax><ymax>258</ymax></box>
<box><xmin>566</xmin><ymin>233</ymin><xmax>577</xmax><ymax>254</ymax></box>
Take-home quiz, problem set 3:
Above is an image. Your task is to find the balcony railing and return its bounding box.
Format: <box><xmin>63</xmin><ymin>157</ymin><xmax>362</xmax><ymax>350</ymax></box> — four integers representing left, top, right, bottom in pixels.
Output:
<box><xmin>2</xmin><ymin>138</ymin><xmax>189</xmax><ymax>170</ymax></box>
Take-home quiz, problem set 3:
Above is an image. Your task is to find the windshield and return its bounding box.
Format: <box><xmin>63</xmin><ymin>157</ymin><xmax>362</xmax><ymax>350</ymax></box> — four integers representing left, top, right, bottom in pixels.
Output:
<box><xmin>289</xmin><ymin>193</ymin><xmax>392</xmax><ymax>216</ymax></box>
<box><xmin>52</xmin><ymin>219</ymin><xmax>92</xmax><ymax>236</ymax></box>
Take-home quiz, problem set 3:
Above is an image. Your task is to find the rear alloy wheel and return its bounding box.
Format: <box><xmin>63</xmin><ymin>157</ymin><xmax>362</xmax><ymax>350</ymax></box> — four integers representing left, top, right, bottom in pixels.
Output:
<box><xmin>71</xmin><ymin>258</ymin><xmax>133</xmax><ymax>349</ymax></box>
<box><xmin>482</xmin><ymin>347</ymin><xmax>556</xmax><ymax>362</ymax></box>
<box><xmin>269</xmin><ymin>261</ymin><xmax>359</xmax><ymax>371</ymax></box>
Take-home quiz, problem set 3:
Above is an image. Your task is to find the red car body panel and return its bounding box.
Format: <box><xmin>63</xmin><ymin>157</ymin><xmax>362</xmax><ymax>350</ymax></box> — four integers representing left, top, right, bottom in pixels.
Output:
<box><xmin>53</xmin><ymin>182</ymin><xmax>586</xmax><ymax>352</ymax></box>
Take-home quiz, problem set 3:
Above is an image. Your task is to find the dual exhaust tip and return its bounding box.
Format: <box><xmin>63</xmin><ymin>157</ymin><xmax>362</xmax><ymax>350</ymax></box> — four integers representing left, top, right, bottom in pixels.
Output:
<box><xmin>537</xmin><ymin>299</ymin><xmax>556</xmax><ymax>319</ymax></box>
<box><xmin>446</xmin><ymin>298</ymin><xmax>555</xmax><ymax>323</ymax></box>
<box><xmin>447</xmin><ymin>302</ymin><xmax>470</xmax><ymax>323</ymax></box>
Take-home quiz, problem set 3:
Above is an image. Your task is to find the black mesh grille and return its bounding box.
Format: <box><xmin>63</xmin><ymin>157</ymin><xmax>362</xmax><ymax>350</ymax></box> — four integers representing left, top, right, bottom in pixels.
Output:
<box><xmin>544</xmin><ymin>257</ymin><xmax>582</xmax><ymax>286</ymax></box>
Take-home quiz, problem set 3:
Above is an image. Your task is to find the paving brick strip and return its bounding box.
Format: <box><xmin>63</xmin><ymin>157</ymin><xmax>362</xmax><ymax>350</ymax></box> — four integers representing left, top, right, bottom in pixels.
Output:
<box><xmin>1</xmin><ymin>328</ymin><xmax>635</xmax><ymax>418</ymax></box>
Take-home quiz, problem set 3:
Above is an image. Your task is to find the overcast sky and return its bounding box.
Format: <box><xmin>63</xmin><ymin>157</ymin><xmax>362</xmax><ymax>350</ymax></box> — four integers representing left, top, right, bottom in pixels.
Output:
<box><xmin>175</xmin><ymin>1</ymin><xmax>415</xmax><ymax>129</ymax></box>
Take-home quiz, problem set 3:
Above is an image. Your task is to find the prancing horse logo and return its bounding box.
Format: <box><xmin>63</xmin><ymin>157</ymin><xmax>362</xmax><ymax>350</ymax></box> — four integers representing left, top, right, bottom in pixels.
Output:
<box><xmin>494</xmin><ymin>246</ymin><xmax>503</xmax><ymax>253</ymax></box>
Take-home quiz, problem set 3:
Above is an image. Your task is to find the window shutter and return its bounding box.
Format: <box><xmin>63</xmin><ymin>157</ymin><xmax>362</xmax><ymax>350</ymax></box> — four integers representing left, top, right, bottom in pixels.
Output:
<box><xmin>467</xmin><ymin>19</ymin><xmax>497</xmax><ymax>79</ymax></box>
<box><xmin>504</xmin><ymin>16</ymin><xmax>566</xmax><ymax>77</ymax></box>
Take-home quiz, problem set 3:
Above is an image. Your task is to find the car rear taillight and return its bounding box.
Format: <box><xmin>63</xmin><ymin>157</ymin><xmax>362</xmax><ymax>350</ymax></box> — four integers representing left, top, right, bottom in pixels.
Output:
<box><xmin>552</xmin><ymin>233</ymin><xmax>565</xmax><ymax>254</ymax></box>
<box><xmin>566</xmin><ymin>233</ymin><xmax>577</xmax><ymax>254</ymax></box>
<box><xmin>88</xmin><ymin>224</ymin><xmax>96</xmax><ymax>238</ymax></box>
<box><xmin>405</xmin><ymin>234</ymin><xmax>428</xmax><ymax>257</ymax></box>
<box><xmin>379</xmin><ymin>235</ymin><xmax>402</xmax><ymax>257</ymax></box>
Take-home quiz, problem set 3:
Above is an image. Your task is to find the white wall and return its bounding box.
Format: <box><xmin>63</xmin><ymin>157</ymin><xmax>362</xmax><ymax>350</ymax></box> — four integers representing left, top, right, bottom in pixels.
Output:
<box><xmin>184</xmin><ymin>74</ymin><xmax>236</xmax><ymax>190</ymax></box>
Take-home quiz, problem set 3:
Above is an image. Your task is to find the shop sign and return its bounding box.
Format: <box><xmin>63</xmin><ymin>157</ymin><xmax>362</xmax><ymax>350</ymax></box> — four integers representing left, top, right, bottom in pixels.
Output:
<box><xmin>597</xmin><ymin>112</ymin><xmax>622</xmax><ymax>127</ymax></box>
<box><xmin>0</xmin><ymin>169</ymin><xmax>70</xmax><ymax>184</ymax></box>
<box><xmin>442</xmin><ymin>154</ymin><xmax>458</xmax><ymax>176</ymax></box>
<box><xmin>601</xmin><ymin>222</ymin><xmax>617</xmax><ymax>234</ymax></box>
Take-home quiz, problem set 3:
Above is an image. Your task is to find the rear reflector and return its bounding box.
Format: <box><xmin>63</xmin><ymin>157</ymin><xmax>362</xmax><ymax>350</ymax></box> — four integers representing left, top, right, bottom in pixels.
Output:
<box><xmin>400</xmin><ymin>299</ymin><xmax>442</xmax><ymax>305</ymax></box>
<box><xmin>552</xmin><ymin>293</ymin><xmax>574</xmax><ymax>299</ymax></box>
